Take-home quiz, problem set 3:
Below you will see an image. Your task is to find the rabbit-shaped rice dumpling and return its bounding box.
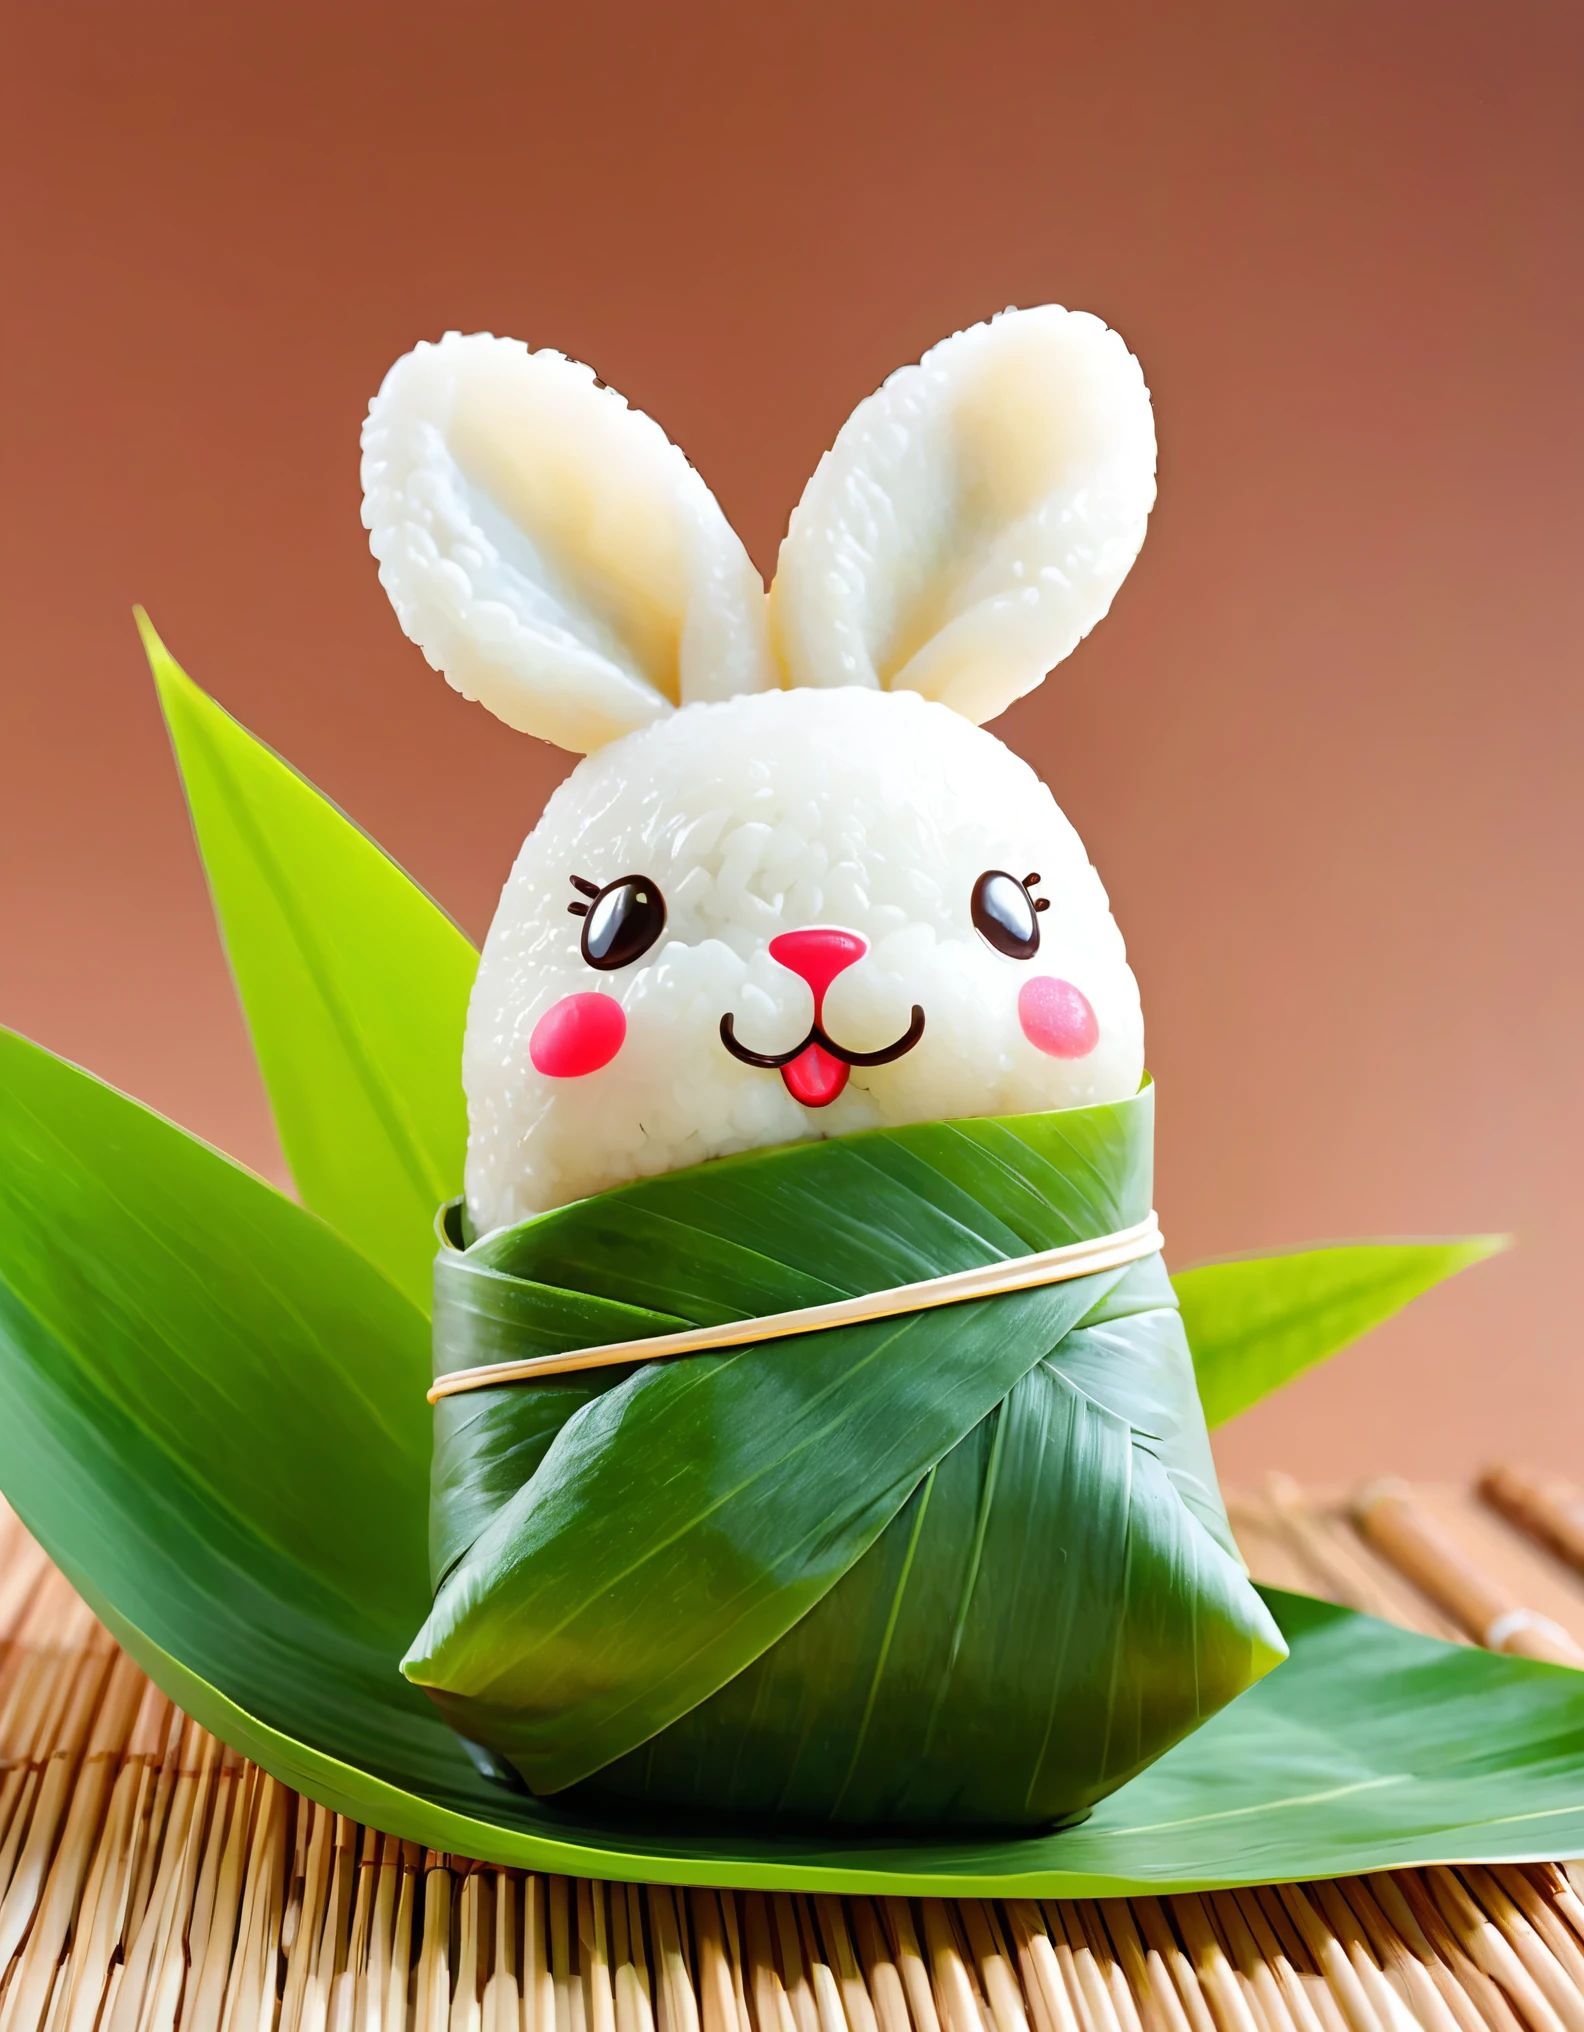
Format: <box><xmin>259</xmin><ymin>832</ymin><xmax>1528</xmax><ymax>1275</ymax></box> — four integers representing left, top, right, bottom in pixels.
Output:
<box><xmin>361</xmin><ymin>307</ymin><xmax>1158</xmax><ymax>1231</ymax></box>
<box><xmin>365</xmin><ymin>314</ymin><xmax>1287</xmax><ymax>1833</ymax></box>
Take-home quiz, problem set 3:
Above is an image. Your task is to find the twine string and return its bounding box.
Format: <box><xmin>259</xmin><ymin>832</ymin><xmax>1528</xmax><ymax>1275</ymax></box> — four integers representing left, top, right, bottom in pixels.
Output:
<box><xmin>1483</xmin><ymin>1606</ymin><xmax>1575</xmax><ymax>1654</ymax></box>
<box><xmin>427</xmin><ymin>1211</ymin><xmax>1164</xmax><ymax>1402</ymax></box>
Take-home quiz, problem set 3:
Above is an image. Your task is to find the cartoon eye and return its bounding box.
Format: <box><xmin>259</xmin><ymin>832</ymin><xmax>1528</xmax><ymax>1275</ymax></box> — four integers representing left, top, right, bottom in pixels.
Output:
<box><xmin>569</xmin><ymin>874</ymin><xmax>667</xmax><ymax>970</ymax></box>
<box><xmin>971</xmin><ymin>869</ymin><xmax>1047</xmax><ymax>960</ymax></box>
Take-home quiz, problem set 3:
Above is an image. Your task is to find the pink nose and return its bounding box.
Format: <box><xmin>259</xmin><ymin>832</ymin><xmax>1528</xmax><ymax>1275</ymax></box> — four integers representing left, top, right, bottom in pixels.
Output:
<box><xmin>768</xmin><ymin>927</ymin><xmax>867</xmax><ymax>1012</ymax></box>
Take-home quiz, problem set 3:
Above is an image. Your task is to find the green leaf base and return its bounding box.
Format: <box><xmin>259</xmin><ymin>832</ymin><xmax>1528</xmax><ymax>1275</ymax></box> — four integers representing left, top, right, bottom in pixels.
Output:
<box><xmin>30</xmin><ymin>1528</ymin><xmax>1584</xmax><ymax>1896</ymax></box>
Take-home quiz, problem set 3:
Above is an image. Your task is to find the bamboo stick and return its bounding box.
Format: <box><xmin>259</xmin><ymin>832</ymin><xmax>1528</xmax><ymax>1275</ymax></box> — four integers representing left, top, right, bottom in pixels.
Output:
<box><xmin>0</xmin><ymin>1539</ymin><xmax>51</xmax><ymax>1667</ymax></box>
<box><xmin>1547</xmin><ymin>1870</ymin><xmax>1584</xmax><ymax>1953</ymax></box>
<box><xmin>1421</xmin><ymin>1871</ymin><xmax>1560</xmax><ymax>2032</ymax></box>
<box><xmin>523</xmin><ymin>1878</ymin><xmax>553</xmax><ymax>2032</ymax></box>
<box><xmin>1389</xmin><ymin>1872</ymin><xmax>1525</xmax><ymax>2032</ymax></box>
<box><xmin>188</xmin><ymin>1767</ymin><xmax>259</xmax><ymax>2032</ymax></box>
<box><xmin>0</xmin><ymin>1621</ymin><xmax>115</xmax><ymax>1961</ymax></box>
<box><xmin>1063</xmin><ymin>1909</ymin><xmax>1129</xmax><ymax>2032</ymax></box>
<box><xmin>281</xmin><ymin>1805</ymin><xmax>334</xmax><ymax>2032</ymax></box>
<box><xmin>849</xmin><ymin>1902</ymin><xmax>909</xmax><ymax>2032</ymax></box>
<box><xmin>220</xmin><ymin>1772</ymin><xmax>287</xmax><ymax>2032</ymax></box>
<box><xmin>122</xmin><ymin>1700</ymin><xmax>187</xmax><ymax>1966</ymax></box>
<box><xmin>385</xmin><ymin>1847</ymin><xmax>420</xmax><ymax>2032</ymax></box>
<box><xmin>1036</xmin><ymin>1906</ymin><xmax>1101</xmax><ymax>2032</ymax></box>
<box><xmin>580</xmin><ymin>1879</ymin><xmax>615</xmax><ymax>2032</ymax></box>
<box><xmin>0</xmin><ymin>1579</ymin><xmax>96</xmax><ymax>1794</ymax></box>
<box><xmin>1000</xmin><ymin>1905</ymin><xmax>1072</xmax><ymax>2032</ymax></box>
<box><xmin>609</xmin><ymin>1883</ymin><xmax>639</xmax><ymax>2032</ymax></box>
<box><xmin>957</xmin><ymin>1904</ymin><xmax>1027</xmax><ymax>2032</ymax></box>
<box><xmin>1132</xmin><ymin>1903</ymin><xmax>1217</xmax><ymax>2032</ymax></box>
<box><xmin>1350</xmin><ymin>1877</ymin><xmax>1483</xmax><ymax>2032</ymax></box>
<box><xmin>1165</xmin><ymin>1898</ymin><xmax>1262</xmax><ymax>2032</ymax></box>
<box><xmin>1353</xmin><ymin>1484</ymin><xmax>1584</xmax><ymax>1666</ymax></box>
<box><xmin>633</xmin><ymin>1885</ymin><xmax>658</xmax><ymax>2032</ymax></box>
<box><xmin>184</xmin><ymin>1752</ymin><xmax>246</xmax><ymax>2032</ymax></box>
<box><xmin>791</xmin><ymin>1897</ymin><xmax>844</xmax><ymax>2032</ymax></box>
<box><xmin>0</xmin><ymin>1755</ymin><xmax>44</xmax><ymax>1910</ymax></box>
<box><xmin>1258</xmin><ymin>1478</ymin><xmax>1398</xmax><ymax>1622</ymax></box>
<box><xmin>1094</xmin><ymin>1900</ymin><xmax>1192</xmax><ymax>2032</ymax></box>
<box><xmin>716</xmin><ymin>1890</ymin><xmax>753</xmax><ymax>2032</ymax></box>
<box><xmin>322</xmin><ymin>1819</ymin><xmax>360</xmax><ymax>2032</ymax></box>
<box><xmin>36</xmin><ymin>1959</ymin><xmax>67</xmax><ymax>2032</ymax></box>
<box><xmin>452</xmin><ymin>1868</ymin><xmax>483</xmax><ymax>2032</ymax></box>
<box><xmin>1224</xmin><ymin>1893</ymin><xmax>1326</xmax><ymax>2032</ymax></box>
<box><xmin>648</xmin><ymin>1888</ymin><xmax>699</xmax><ymax>2032</ymax></box>
<box><xmin>689</xmin><ymin>1894</ymin><xmax>738</xmax><ymax>2032</ymax></box>
<box><xmin>139</xmin><ymin>1721</ymin><xmax>215</xmax><ymax>2032</ymax></box>
<box><xmin>880</xmin><ymin>1904</ymin><xmax>939</xmax><ymax>2032</ymax></box>
<box><xmin>1248</xmin><ymin>1892</ymin><xmax>1343</xmax><ymax>2032</ymax></box>
<box><xmin>1446</xmin><ymin>1872</ymin><xmax>1584</xmax><ymax>2032</ymax></box>
<box><xmin>481</xmin><ymin>1870</ymin><xmax>517</xmax><ymax>2032</ymax></box>
<box><xmin>742</xmin><ymin>1897</ymin><xmax>788</xmax><ymax>2032</ymax></box>
<box><xmin>1477</xmin><ymin>1467</ymin><xmax>1584</xmax><ymax>1578</ymax></box>
<box><xmin>1206</xmin><ymin>1893</ymin><xmax>1294</xmax><ymax>2032</ymax></box>
<box><xmin>57</xmin><ymin>1725</ymin><xmax>151</xmax><ymax>2032</ymax></box>
<box><xmin>1332</xmin><ymin>1879</ymin><xmax>1464</xmax><ymax>2032</ymax></box>
<box><xmin>1488</xmin><ymin>1874</ymin><xmax>1584</xmax><ymax>2003</ymax></box>
<box><xmin>1085</xmin><ymin>1908</ymin><xmax>1149</xmax><ymax>2032</ymax></box>
<box><xmin>1271</xmin><ymin>1887</ymin><xmax>1383</xmax><ymax>2032</ymax></box>
<box><xmin>416</xmin><ymin>1855</ymin><xmax>453</xmax><ymax>2032</ymax></box>
<box><xmin>1202</xmin><ymin>1899</ymin><xmax>1275</xmax><ymax>2032</ymax></box>
<box><xmin>921</xmin><ymin>1903</ymin><xmax>983</xmax><ymax>2032</ymax></box>
<box><xmin>945</xmin><ymin>1908</ymin><xmax>992</xmax><ymax>2029</ymax></box>
<box><xmin>106</xmin><ymin>1711</ymin><xmax>189</xmax><ymax>2032</ymax></box>
<box><xmin>771</xmin><ymin>1896</ymin><xmax>819</xmax><ymax>2032</ymax></box>
<box><xmin>358</xmin><ymin>1834</ymin><xmax>397</xmax><ymax>2032</ymax></box>
<box><xmin>1301</xmin><ymin>1883</ymin><xmax>1413</xmax><ymax>2032</ymax></box>
<box><xmin>814</xmin><ymin>1898</ymin><xmax>877</xmax><ymax>2032</ymax></box>
<box><xmin>0</xmin><ymin>1649</ymin><xmax>145</xmax><ymax>2032</ymax></box>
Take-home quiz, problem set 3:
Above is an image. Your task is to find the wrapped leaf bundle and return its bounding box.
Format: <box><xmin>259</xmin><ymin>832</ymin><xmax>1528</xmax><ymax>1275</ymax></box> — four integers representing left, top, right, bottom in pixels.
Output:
<box><xmin>409</xmin><ymin>1085</ymin><xmax>1285</xmax><ymax>1828</ymax></box>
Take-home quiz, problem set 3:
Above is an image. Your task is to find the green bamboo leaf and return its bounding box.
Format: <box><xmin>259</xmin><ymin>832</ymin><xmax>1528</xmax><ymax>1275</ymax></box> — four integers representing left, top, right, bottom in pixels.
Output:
<box><xmin>138</xmin><ymin>610</ymin><xmax>478</xmax><ymax>1312</ymax></box>
<box><xmin>4</xmin><ymin>1033</ymin><xmax>1582</xmax><ymax>1890</ymax></box>
<box><xmin>1175</xmin><ymin>1237</ymin><xmax>1508</xmax><ymax>1428</ymax></box>
<box><xmin>0</xmin><ymin>1028</ymin><xmax>440</xmax><ymax>1755</ymax></box>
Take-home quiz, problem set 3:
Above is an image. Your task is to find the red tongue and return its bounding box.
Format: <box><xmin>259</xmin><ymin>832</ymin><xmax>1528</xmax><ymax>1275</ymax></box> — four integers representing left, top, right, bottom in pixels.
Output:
<box><xmin>781</xmin><ymin>1041</ymin><xmax>849</xmax><ymax>1108</ymax></box>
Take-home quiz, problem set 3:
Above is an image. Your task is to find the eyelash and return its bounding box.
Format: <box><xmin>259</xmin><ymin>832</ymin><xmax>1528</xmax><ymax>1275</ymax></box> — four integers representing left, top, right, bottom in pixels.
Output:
<box><xmin>567</xmin><ymin>871</ymin><xmax>1048</xmax><ymax>922</ymax></box>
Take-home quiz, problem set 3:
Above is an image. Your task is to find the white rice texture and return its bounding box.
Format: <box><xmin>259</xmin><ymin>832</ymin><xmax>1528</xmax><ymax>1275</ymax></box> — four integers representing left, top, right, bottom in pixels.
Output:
<box><xmin>464</xmin><ymin>686</ymin><xmax>1143</xmax><ymax>1230</ymax></box>
<box><xmin>772</xmin><ymin>306</ymin><xmax>1157</xmax><ymax>727</ymax></box>
<box><xmin>360</xmin><ymin>333</ymin><xmax>774</xmax><ymax>755</ymax></box>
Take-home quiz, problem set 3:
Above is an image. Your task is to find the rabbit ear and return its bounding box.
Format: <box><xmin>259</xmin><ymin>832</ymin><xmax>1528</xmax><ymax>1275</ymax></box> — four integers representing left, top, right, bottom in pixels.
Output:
<box><xmin>361</xmin><ymin>333</ymin><xmax>775</xmax><ymax>754</ymax></box>
<box><xmin>768</xmin><ymin>306</ymin><xmax>1157</xmax><ymax>725</ymax></box>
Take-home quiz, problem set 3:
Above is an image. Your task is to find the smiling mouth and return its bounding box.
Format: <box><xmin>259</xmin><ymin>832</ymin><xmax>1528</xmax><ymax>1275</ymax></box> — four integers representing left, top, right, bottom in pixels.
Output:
<box><xmin>718</xmin><ymin>1007</ymin><xmax>926</xmax><ymax>1108</ymax></box>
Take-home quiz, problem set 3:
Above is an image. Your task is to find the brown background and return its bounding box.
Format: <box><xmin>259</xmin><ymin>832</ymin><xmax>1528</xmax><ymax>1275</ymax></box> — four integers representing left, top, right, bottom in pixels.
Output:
<box><xmin>2</xmin><ymin>1</ymin><xmax>1580</xmax><ymax>1484</ymax></box>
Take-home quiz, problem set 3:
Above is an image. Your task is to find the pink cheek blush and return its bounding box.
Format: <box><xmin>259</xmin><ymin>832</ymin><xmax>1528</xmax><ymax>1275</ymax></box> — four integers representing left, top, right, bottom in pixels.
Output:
<box><xmin>529</xmin><ymin>993</ymin><xmax>626</xmax><ymax>1078</ymax></box>
<box><xmin>1018</xmin><ymin>976</ymin><xmax>1100</xmax><ymax>1059</ymax></box>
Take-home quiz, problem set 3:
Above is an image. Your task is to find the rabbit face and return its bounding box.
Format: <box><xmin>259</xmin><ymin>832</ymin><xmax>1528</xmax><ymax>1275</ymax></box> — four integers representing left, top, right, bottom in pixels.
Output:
<box><xmin>362</xmin><ymin>306</ymin><xmax>1159</xmax><ymax>1228</ymax></box>
<box><xmin>462</xmin><ymin>686</ymin><xmax>1141</xmax><ymax>1227</ymax></box>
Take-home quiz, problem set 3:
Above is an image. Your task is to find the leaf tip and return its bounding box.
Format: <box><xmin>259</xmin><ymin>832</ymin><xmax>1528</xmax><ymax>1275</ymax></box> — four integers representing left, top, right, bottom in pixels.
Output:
<box><xmin>134</xmin><ymin>608</ymin><xmax>198</xmax><ymax>716</ymax></box>
<box><xmin>133</xmin><ymin>603</ymin><xmax>164</xmax><ymax>663</ymax></box>
<box><xmin>1448</xmin><ymin>1232</ymin><xmax>1512</xmax><ymax>1272</ymax></box>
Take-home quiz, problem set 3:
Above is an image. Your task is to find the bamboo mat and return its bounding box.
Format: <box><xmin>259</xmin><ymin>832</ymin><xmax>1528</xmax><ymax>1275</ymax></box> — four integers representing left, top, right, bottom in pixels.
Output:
<box><xmin>7</xmin><ymin>1474</ymin><xmax>1584</xmax><ymax>2032</ymax></box>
